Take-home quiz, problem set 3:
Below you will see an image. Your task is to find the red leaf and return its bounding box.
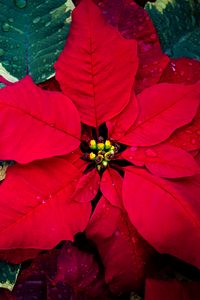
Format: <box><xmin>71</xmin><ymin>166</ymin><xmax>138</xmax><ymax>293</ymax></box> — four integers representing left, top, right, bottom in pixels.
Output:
<box><xmin>160</xmin><ymin>58</ymin><xmax>200</xmax><ymax>85</ymax></box>
<box><xmin>145</xmin><ymin>279</ymin><xmax>200</xmax><ymax>300</ymax></box>
<box><xmin>0</xmin><ymin>76</ymin><xmax>80</xmax><ymax>164</ymax></box>
<box><xmin>95</xmin><ymin>0</ymin><xmax>169</xmax><ymax>93</ymax></box>
<box><xmin>11</xmin><ymin>243</ymin><xmax>112</xmax><ymax>300</ymax></box>
<box><xmin>100</xmin><ymin>167</ymin><xmax>123</xmax><ymax>208</ymax></box>
<box><xmin>72</xmin><ymin>168</ymin><xmax>100</xmax><ymax>202</ymax></box>
<box><xmin>86</xmin><ymin>196</ymin><xmax>121</xmax><ymax>238</ymax></box>
<box><xmin>87</xmin><ymin>198</ymin><xmax>155</xmax><ymax>294</ymax></box>
<box><xmin>55</xmin><ymin>0</ymin><xmax>138</xmax><ymax>127</ymax></box>
<box><xmin>55</xmin><ymin>243</ymin><xmax>112</xmax><ymax>299</ymax></box>
<box><xmin>167</xmin><ymin>107</ymin><xmax>200</xmax><ymax>152</ymax></box>
<box><xmin>120</xmin><ymin>83</ymin><xmax>200</xmax><ymax>147</ymax></box>
<box><xmin>107</xmin><ymin>93</ymin><xmax>138</xmax><ymax>141</ymax></box>
<box><xmin>0</xmin><ymin>157</ymin><xmax>91</xmax><ymax>249</ymax></box>
<box><xmin>123</xmin><ymin>167</ymin><xmax>200</xmax><ymax>268</ymax></box>
<box><xmin>122</xmin><ymin>144</ymin><xmax>200</xmax><ymax>178</ymax></box>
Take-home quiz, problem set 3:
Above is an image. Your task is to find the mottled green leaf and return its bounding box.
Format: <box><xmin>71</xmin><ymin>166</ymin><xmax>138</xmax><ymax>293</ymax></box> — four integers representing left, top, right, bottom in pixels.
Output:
<box><xmin>0</xmin><ymin>261</ymin><xmax>20</xmax><ymax>291</ymax></box>
<box><xmin>145</xmin><ymin>0</ymin><xmax>200</xmax><ymax>60</ymax></box>
<box><xmin>0</xmin><ymin>0</ymin><xmax>74</xmax><ymax>83</ymax></box>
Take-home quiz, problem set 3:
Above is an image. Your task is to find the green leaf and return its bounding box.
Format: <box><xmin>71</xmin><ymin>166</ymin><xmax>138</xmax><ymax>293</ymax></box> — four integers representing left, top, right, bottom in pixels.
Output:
<box><xmin>145</xmin><ymin>0</ymin><xmax>200</xmax><ymax>60</ymax></box>
<box><xmin>0</xmin><ymin>0</ymin><xmax>74</xmax><ymax>83</ymax></box>
<box><xmin>0</xmin><ymin>261</ymin><xmax>21</xmax><ymax>291</ymax></box>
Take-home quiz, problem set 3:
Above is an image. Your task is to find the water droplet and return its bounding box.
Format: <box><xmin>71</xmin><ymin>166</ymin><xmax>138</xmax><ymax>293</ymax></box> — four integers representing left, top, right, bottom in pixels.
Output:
<box><xmin>42</xmin><ymin>200</ymin><xmax>46</xmax><ymax>204</ymax></box>
<box><xmin>186</xmin><ymin>130</ymin><xmax>192</xmax><ymax>134</ymax></box>
<box><xmin>145</xmin><ymin>149</ymin><xmax>157</xmax><ymax>157</ymax></box>
<box><xmin>2</xmin><ymin>60</ymin><xmax>9</xmax><ymax>66</ymax></box>
<box><xmin>14</xmin><ymin>0</ymin><xmax>27</xmax><ymax>9</ymax></box>
<box><xmin>142</xmin><ymin>43</ymin><xmax>152</xmax><ymax>52</ymax></box>
<box><xmin>130</xmin><ymin>146</ymin><xmax>137</xmax><ymax>152</ymax></box>
<box><xmin>170</xmin><ymin>62</ymin><xmax>176</xmax><ymax>72</ymax></box>
<box><xmin>112</xmin><ymin>183</ymin><xmax>115</xmax><ymax>186</ymax></box>
<box><xmin>2</xmin><ymin>23</ymin><xmax>10</xmax><ymax>32</ymax></box>
<box><xmin>36</xmin><ymin>195</ymin><xmax>41</xmax><ymax>200</ymax></box>
<box><xmin>45</xmin><ymin>21</ymin><xmax>51</xmax><ymax>27</ymax></box>
<box><xmin>0</xmin><ymin>48</ymin><xmax>5</xmax><ymax>56</ymax></box>
<box><xmin>150</xmin><ymin>33</ymin><xmax>157</xmax><ymax>40</ymax></box>
<box><xmin>115</xmin><ymin>230</ymin><xmax>120</xmax><ymax>236</ymax></box>
<box><xmin>191</xmin><ymin>139</ymin><xmax>196</xmax><ymax>145</ymax></box>
<box><xmin>33</xmin><ymin>17</ymin><xmax>41</xmax><ymax>24</ymax></box>
<box><xmin>13</xmin><ymin>56</ymin><xmax>18</xmax><ymax>62</ymax></box>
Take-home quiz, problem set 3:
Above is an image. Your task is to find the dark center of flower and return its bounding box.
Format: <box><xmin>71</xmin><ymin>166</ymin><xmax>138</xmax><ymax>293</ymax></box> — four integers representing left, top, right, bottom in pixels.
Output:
<box><xmin>82</xmin><ymin>137</ymin><xmax>120</xmax><ymax>171</ymax></box>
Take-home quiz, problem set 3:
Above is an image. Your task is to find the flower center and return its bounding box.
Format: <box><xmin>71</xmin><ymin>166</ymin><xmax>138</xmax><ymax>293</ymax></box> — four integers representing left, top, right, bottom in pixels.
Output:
<box><xmin>84</xmin><ymin>137</ymin><xmax>120</xmax><ymax>171</ymax></box>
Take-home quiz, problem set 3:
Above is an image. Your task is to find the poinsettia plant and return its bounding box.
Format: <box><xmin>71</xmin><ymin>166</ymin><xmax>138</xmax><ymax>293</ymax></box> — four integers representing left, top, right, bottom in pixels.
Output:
<box><xmin>0</xmin><ymin>0</ymin><xmax>200</xmax><ymax>298</ymax></box>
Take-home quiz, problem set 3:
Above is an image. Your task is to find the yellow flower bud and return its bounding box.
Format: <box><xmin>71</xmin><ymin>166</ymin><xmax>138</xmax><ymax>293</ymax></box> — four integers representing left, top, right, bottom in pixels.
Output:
<box><xmin>89</xmin><ymin>152</ymin><xmax>96</xmax><ymax>160</ymax></box>
<box><xmin>102</xmin><ymin>160</ymin><xmax>108</xmax><ymax>167</ymax></box>
<box><xmin>97</xmin><ymin>142</ymin><xmax>105</xmax><ymax>151</ymax></box>
<box><xmin>89</xmin><ymin>139</ymin><xmax>97</xmax><ymax>150</ymax></box>
<box><xmin>105</xmin><ymin>140</ymin><xmax>111</xmax><ymax>150</ymax></box>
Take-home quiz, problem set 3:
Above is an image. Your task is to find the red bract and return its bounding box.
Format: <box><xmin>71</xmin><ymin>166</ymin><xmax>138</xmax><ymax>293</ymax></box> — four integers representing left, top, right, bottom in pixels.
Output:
<box><xmin>93</xmin><ymin>0</ymin><xmax>169</xmax><ymax>93</ymax></box>
<box><xmin>55</xmin><ymin>0</ymin><xmax>138</xmax><ymax>127</ymax></box>
<box><xmin>0</xmin><ymin>76</ymin><xmax>80</xmax><ymax>163</ymax></box>
<box><xmin>86</xmin><ymin>197</ymin><xmax>155</xmax><ymax>294</ymax></box>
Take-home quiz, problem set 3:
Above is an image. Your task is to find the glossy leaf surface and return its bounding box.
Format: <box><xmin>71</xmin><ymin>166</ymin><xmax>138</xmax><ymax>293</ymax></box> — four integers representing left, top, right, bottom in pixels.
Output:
<box><xmin>146</xmin><ymin>0</ymin><xmax>200</xmax><ymax>60</ymax></box>
<box><xmin>0</xmin><ymin>0</ymin><xmax>74</xmax><ymax>83</ymax></box>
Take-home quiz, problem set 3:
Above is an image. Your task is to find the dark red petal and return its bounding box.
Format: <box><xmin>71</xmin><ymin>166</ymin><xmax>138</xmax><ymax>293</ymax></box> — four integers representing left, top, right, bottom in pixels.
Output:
<box><xmin>55</xmin><ymin>0</ymin><xmax>138</xmax><ymax>127</ymax></box>
<box><xmin>120</xmin><ymin>82</ymin><xmax>200</xmax><ymax>147</ymax></box>
<box><xmin>123</xmin><ymin>167</ymin><xmax>200</xmax><ymax>268</ymax></box>
<box><xmin>0</xmin><ymin>157</ymin><xmax>91</xmax><ymax>249</ymax></box>
<box><xmin>72</xmin><ymin>168</ymin><xmax>100</xmax><ymax>202</ymax></box>
<box><xmin>122</xmin><ymin>144</ymin><xmax>200</xmax><ymax>178</ymax></box>
<box><xmin>54</xmin><ymin>243</ymin><xmax>111</xmax><ymax>299</ymax></box>
<box><xmin>160</xmin><ymin>58</ymin><xmax>200</xmax><ymax>85</ymax></box>
<box><xmin>0</xmin><ymin>76</ymin><xmax>80</xmax><ymax>163</ymax></box>
<box><xmin>87</xmin><ymin>198</ymin><xmax>155</xmax><ymax>294</ymax></box>
<box><xmin>95</xmin><ymin>0</ymin><xmax>169</xmax><ymax>93</ymax></box>
<box><xmin>100</xmin><ymin>167</ymin><xmax>123</xmax><ymax>208</ymax></box>
<box><xmin>145</xmin><ymin>279</ymin><xmax>200</xmax><ymax>300</ymax></box>
<box><xmin>107</xmin><ymin>93</ymin><xmax>138</xmax><ymax>140</ymax></box>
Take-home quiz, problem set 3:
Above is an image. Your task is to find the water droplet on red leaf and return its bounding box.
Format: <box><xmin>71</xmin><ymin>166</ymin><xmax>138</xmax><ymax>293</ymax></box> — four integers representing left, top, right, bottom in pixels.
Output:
<box><xmin>130</xmin><ymin>146</ymin><xmax>137</xmax><ymax>152</ymax></box>
<box><xmin>191</xmin><ymin>139</ymin><xmax>197</xmax><ymax>145</ymax></box>
<box><xmin>145</xmin><ymin>149</ymin><xmax>157</xmax><ymax>157</ymax></box>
